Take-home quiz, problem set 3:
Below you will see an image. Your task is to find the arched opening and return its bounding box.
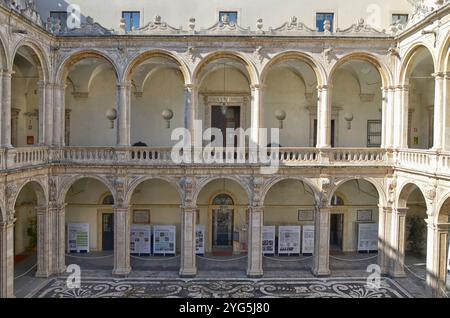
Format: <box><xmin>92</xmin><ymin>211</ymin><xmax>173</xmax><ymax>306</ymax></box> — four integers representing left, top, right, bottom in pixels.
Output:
<box><xmin>329</xmin><ymin>179</ymin><xmax>380</xmax><ymax>271</ymax></box>
<box><xmin>437</xmin><ymin>197</ymin><xmax>450</xmax><ymax>294</ymax></box>
<box><xmin>13</xmin><ymin>181</ymin><xmax>46</xmax><ymax>297</ymax></box>
<box><xmin>128</xmin><ymin>179</ymin><xmax>181</xmax><ymax>272</ymax></box>
<box><xmin>397</xmin><ymin>183</ymin><xmax>428</xmax><ymax>290</ymax></box>
<box><xmin>11</xmin><ymin>45</ymin><xmax>45</xmax><ymax>147</ymax></box>
<box><xmin>195</xmin><ymin>54</ymin><xmax>254</xmax><ymax>149</ymax></box>
<box><xmin>403</xmin><ymin>46</ymin><xmax>435</xmax><ymax>149</ymax></box>
<box><xmin>262</xmin><ymin>179</ymin><xmax>316</xmax><ymax>273</ymax></box>
<box><xmin>262</xmin><ymin>59</ymin><xmax>318</xmax><ymax>147</ymax></box>
<box><xmin>196</xmin><ymin>178</ymin><xmax>249</xmax><ymax>273</ymax></box>
<box><xmin>64</xmin><ymin>178</ymin><xmax>114</xmax><ymax>271</ymax></box>
<box><xmin>61</xmin><ymin>54</ymin><xmax>118</xmax><ymax>146</ymax></box>
<box><xmin>127</xmin><ymin>54</ymin><xmax>187</xmax><ymax>147</ymax></box>
<box><xmin>444</xmin><ymin>44</ymin><xmax>450</xmax><ymax>151</ymax></box>
<box><xmin>330</xmin><ymin>59</ymin><xmax>384</xmax><ymax>148</ymax></box>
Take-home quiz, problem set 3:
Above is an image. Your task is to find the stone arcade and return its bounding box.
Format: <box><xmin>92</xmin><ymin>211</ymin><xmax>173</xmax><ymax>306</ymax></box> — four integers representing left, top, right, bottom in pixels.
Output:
<box><xmin>0</xmin><ymin>0</ymin><xmax>449</xmax><ymax>298</ymax></box>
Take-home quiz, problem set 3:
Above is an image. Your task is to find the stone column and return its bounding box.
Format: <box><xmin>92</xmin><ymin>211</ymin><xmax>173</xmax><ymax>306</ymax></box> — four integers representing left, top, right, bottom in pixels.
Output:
<box><xmin>377</xmin><ymin>205</ymin><xmax>392</xmax><ymax>275</ymax></box>
<box><xmin>317</xmin><ymin>85</ymin><xmax>332</xmax><ymax>148</ymax></box>
<box><xmin>179</xmin><ymin>205</ymin><xmax>197</xmax><ymax>277</ymax></box>
<box><xmin>117</xmin><ymin>82</ymin><xmax>131</xmax><ymax>147</ymax></box>
<box><xmin>445</xmin><ymin>74</ymin><xmax>450</xmax><ymax>150</ymax></box>
<box><xmin>35</xmin><ymin>206</ymin><xmax>53</xmax><ymax>278</ymax></box>
<box><xmin>394</xmin><ymin>85</ymin><xmax>409</xmax><ymax>149</ymax></box>
<box><xmin>425</xmin><ymin>219</ymin><xmax>449</xmax><ymax>297</ymax></box>
<box><xmin>10</xmin><ymin>108</ymin><xmax>20</xmax><ymax>147</ymax></box>
<box><xmin>1</xmin><ymin>71</ymin><xmax>12</xmax><ymax>148</ymax></box>
<box><xmin>389</xmin><ymin>207</ymin><xmax>408</xmax><ymax>277</ymax></box>
<box><xmin>382</xmin><ymin>87</ymin><xmax>395</xmax><ymax>148</ymax></box>
<box><xmin>112</xmin><ymin>206</ymin><xmax>131</xmax><ymax>276</ymax></box>
<box><xmin>37</xmin><ymin>81</ymin><xmax>45</xmax><ymax>145</ymax></box>
<box><xmin>0</xmin><ymin>217</ymin><xmax>15</xmax><ymax>298</ymax></box>
<box><xmin>250</xmin><ymin>85</ymin><xmax>262</xmax><ymax>148</ymax></box>
<box><xmin>312</xmin><ymin>205</ymin><xmax>331</xmax><ymax>276</ymax></box>
<box><xmin>247</xmin><ymin>206</ymin><xmax>264</xmax><ymax>277</ymax></box>
<box><xmin>184</xmin><ymin>84</ymin><xmax>196</xmax><ymax>161</ymax></box>
<box><xmin>53</xmin><ymin>84</ymin><xmax>65</xmax><ymax>146</ymax></box>
<box><xmin>44</xmin><ymin>82</ymin><xmax>54</xmax><ymax>145</ymax></box>
<box><xmin>432</xmin><ymin>72</ymin><xmax>446</xmax><ymax>150</ymax></box>
<box><xmin>65</xmin><ymin>109</ymin><xmax>71</xmax><ymax>146</ymax></box>
<box><xmin>51</xmin><ymin>203</ymin><xmax>66</xmax><ymax>274</ymax></box>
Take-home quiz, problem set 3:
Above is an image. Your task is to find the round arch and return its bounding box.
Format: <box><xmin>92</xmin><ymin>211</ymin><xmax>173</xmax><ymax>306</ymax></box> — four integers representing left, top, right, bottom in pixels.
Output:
<box><xmin>13</xmin><ymin>180</ymin><xmax>47</xmax><ymax>209</ymax></box>
<box><xmin>328</xmin><ymin>177</ymin><xmax>385</xmax><ymax>206</ymax></box>
<box><xmin>0</xmin><ymin>31</ymin><xmax>9</xmax><ymax>70</ymax></box>
<box><xmin>399</xmin><ymin>43</ymin><xmax>436</xmax><ymax>85</ymax></box>
<box><xmin>123</xmin><ymin>49</ymin><xmax>191</xmax><ymax>85</ymax></box>
<box><xmin>194</xmin><ymin>176</ymin><xmax>251</xmax><ymax>204</ymax></box>
<box><xmin>436</xmin><ymin>191</ymin><xmax>450</xmax><ymax>223</ymax></box>
<box><xmin>58</xmin><ymin>175</ymin><xmax>116</xmax><ymax>205</ymax></box>
<box><xmin>192</xmin><ymin>51</ymin><xmax>259</xmax><ymax>87</ymax></box>
<box><xmin>437</xmin><ymin>29</ymin><xmax>450</xmax><ymax>72</ymax></box>
<box><xmin>397</xmin><ymin>182</ymin><xmax>427</xmax><ymax>209</ymax></box>
<box><xmin>125</xmin><ymin>176</ymin><xmax>183</xmax><ymax>204</ymax></box>
<box><xmin>11</xmin><ymin>39</ymin><xmax>50</xmax><ymax>82</ymax></box>
<box><xmin>328</xmin><ymin>52</ymin><xmax>392</xmax><ymax>87</ymax></box>
<box><xmin>260</xmin><ymin>51</ymin><xmax>326</xmax><ymax>87</ymax></box>
<box><xmin>56</xmin><ymin>49</ymin><xmax>120</xmax><ymax>84</ymax></box>
<box><xmin>260</xmin><ymin>176</ymin><xmax>320</xmax><ymax>206</ymax></box>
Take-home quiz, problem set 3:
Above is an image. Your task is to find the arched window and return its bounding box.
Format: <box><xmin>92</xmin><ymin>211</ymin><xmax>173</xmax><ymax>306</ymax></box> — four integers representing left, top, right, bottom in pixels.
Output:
<box><xmin>212</xmin><ymin>193</ymin><xmax>234</xmax><ymax>206</ymax></box>
<box><xmin>331</xmin><ymin>195</ymin><xmax>344</xmax><ymax>206</ymax></box>
<box><xmin>102</xmin><ymin>194</ymin><xmax>114</xmax><ymax>205</ymax></box>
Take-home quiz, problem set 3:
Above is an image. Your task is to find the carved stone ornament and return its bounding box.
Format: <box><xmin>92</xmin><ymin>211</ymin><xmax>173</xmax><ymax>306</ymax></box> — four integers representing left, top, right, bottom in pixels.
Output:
<box><xmin>268</xmin><ymin>16</ymin><xmax>316</xmax><ymax>35</ymax></box>
<box><xmin>335</xmin><ymin>18</ymin><xmax>386</xmax><ymax>36</ymax></box>
<box><xmin>60</xmin><ymin>16</ymin><xmax>113</xmax><ymax>36</ymax></box>
<box><xmin>129</xmin><ymin>15</ymin><xmax>182</xmax><ymax>35</ymax></box>
<box><xmin>425</xmin><ymin>185</ymin><xmax>437</xmax><ymax>201</ymax></box>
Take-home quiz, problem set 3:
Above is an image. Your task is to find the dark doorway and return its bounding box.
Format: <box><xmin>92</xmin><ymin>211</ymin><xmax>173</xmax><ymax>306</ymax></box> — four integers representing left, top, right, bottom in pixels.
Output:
<box><xmin>212</xmin><ymin>208</ymin><xmax>234</xmax><ymax>251</ymax></box>
<box><xmin>102</xmin><ymin>213</ymin><xmax>114</xmax><ymax>251</ymax></box>
<box><xmin>211</xmin><ymin>106</ymin><xmax>241</xmax><ymax>147</ymax></box>
<box><xmin>330</xmin><ymin>213</ymin><xmax>344</xmax><ymax>251</ymax></box>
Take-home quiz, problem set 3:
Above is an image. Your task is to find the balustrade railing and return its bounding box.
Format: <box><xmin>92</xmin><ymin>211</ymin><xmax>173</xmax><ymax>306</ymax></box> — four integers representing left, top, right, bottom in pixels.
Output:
<box><xmin>5</xmin><ymin>147</ymin><xmax>48</xmax><ymax>169</ymax></box>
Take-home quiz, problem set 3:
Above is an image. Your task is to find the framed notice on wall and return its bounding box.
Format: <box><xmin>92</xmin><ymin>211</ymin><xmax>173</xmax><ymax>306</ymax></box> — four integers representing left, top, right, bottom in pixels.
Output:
<box><xmin>133</xmin><ymin>209</ymin><xmax>150</xmax><ymax>224</ymax></box>
<box><xmin>67</xmin><ymin>223</ymin><xmax>90</xmax><ymax>253</ymax></box>
<box><xmin>196</xmin><ymin>225</ymin><xmax>205</xmax><ymax>255</ymax></box>
<box><xmin>153</xmin><ymin>225</ymin><xmax>176</xmax><ymax>255</ymax></box>
<box><xmin>302</xmin><ymin>225</ymin><xmax>315</xmax><ymax>255</ymax></box>
<box><xmin>262</xmin><ymin>226</ymin><xmax>276</xmax><ymax>255</ymax></box>
<box><xmin>278</xmin><ymin>226</ymin><xmax>301</xmax><ymax>255</ymax></box>
<box><xmin>130</xmin><ymin>224</ymin><xmax>151</xmax><ymax>255</ymax></box>
<box><xmin>357</xmin><ymin>223</ymin><xmax>378</xmax><ymax>252</ymax></box>
<box><xmin>298</xmin><ymin>210</ymin><xmax>314</xmax><ymax>221</ymax></box>
<box><xmin>357</xmin><ymin>209</ymin><xmax>373</xmax><ymax>222</ymax></box>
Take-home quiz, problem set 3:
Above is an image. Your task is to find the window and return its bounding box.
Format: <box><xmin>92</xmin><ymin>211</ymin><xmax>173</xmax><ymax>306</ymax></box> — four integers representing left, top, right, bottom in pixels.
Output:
<box><xmin>316</xmin><ymin>12</ymin><xmax>334</xmax><ymax>32</ymax></box>
<box><xmin>367</xmin><ymin>120</ymin><xmax>382</xmax><ymax>147</ymax></box>
<box><xmin>122</xmin><ymin>11</ymin><xmax>140</xmax><ymax>32</ymax></box>
<box><xmin>50</xmin><ymin>11</ymin><xmax>68</xmax><ymax>32</ymax></box>
<box><xmin>219</xmin><ymin>11</ymin><xmax>238</xmax><ymax>24</ymax></box>
<box><xmin>392</xmin><ymin>14</ymin><xmax>408</xmax><ymax>25</ymax></box>
<box><xmin>331</xmin><ymin>195</ymin><xmax>344</xmax><ymax>206</ymax></box>
<box><xmin>102</xmin><ymin>194</ymin><xmax>114</xmax><ymax>205</ymax></box>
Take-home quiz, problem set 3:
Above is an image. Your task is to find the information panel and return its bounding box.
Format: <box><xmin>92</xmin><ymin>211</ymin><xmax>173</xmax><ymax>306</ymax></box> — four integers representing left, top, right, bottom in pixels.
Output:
<box><xmin>67</xmin><ymin>223</ymin><xmax>90</xmax><ymax>253</ymax></box>
<box><xmin>130</xmin><ymin>224</ymin><xmax>151</xmax><ymax>255</ymax></box>
<box><xmin>196</xmin><ymin>225</ymin><xmax>205</xmax><ymax>255</ymax></box>
<box><xmin>262</xmin><ymin>226</ymin><xmax>276</xmax><ymax>255</ymax></box>
<box><xmin>357</xmin><ymin>223</ymin><xmax>378</xmax><ymax>252</ymax></box>
<box><xmin>153</xmin><ymin>225</ymin><xmax>176</xmax><ymax>255</ymax></box>
<box><xmin>448</xmin><ymin>242</ymin><xmax>450</xmax><ymax>271</ymax></box>
<box><xmin>302</xmin><ymin>225</ymin><xmax>315</xmax><ymax>255</ymax></box>
<box><xmin>278</xmin><ymin>226</ymin><xmax>301</xmax><ymax>255</ymax></box>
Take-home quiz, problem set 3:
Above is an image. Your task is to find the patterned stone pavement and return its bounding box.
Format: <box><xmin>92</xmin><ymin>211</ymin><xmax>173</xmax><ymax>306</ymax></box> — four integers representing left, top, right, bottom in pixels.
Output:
<box><xmin>28</xmin><ymin>277</ymin><xmax>412</xmax><ymax>298</ymax></box>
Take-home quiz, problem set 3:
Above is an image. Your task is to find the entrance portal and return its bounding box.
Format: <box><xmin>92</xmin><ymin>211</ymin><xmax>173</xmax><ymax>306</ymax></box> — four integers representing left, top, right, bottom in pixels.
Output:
<box><xmin>102</xmin><ymin>213</ymin><xmax>114</xmax><ymax>251</ymax></box>
<box><xmin>330</xmin><ymin>213</ymin><xmax>344</xmax><ymax>251</ymax></box>
<box><xmin>211</xmin><ymin>194</ymin><xmax>235</xmax><ymax>255</ymax></box>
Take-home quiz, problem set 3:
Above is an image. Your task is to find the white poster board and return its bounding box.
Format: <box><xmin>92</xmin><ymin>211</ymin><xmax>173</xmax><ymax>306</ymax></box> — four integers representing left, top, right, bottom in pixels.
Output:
<box><xmin>302</xmin><ymin>225</ymin><xmax>315</xmax><ymax>254</ymax></box>
<box><xmin>67</xmin><ymin>223</ymin><xmax>90</xmax><ymax>253</ymax></box>
<box><xmin>153</xmin><ymin>225</ymin><xmax>176</xmax><ymax>255</ymax></box>
<box><xmin>357</xmin><ymin>223</ymin><xmax>378</xmax><ymax>252</ymax></box>
<box><xmin>262</xmin><ymin>226</ymin><xmax>276</xmax><ymax>255</ymax></box>
<box><xmin>447</xmin><ymin>242</ymin><xmax>450</xmax><ymax>271</ymax></box>
<box><xmin>278</xmin><ymin>226</ymin><xmax>301</xmax><ymax>255</ymax></box>
<box><xmin>196</xmin><ymin>225</ymin><xmax>205</xmax><ymax>255</ymax></box>
<box><xmin>130</xmin><ymin>224</ymin><xmax>151</xmax><ymax>255</ymax></box>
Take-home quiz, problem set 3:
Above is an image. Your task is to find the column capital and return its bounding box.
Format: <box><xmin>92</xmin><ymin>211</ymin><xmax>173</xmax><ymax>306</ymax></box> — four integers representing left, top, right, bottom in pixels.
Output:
<box><xmin>317</xmin><ymin>84</ymin><xmax>331</xmax><ymax>91</ymax></box>
<box><xmin>250</xmin><ymin>84</ymin><xmax>265</xmax><ymax>91</ymax></box>
<box><xmin>184</xmin><ymin>83</ymin><xmax>197</xmax><ymax>91</ymax></box>
<box><xmin>393</xmin><ymin>84</ymin><xmax>409</xmax><ymax>91</ymax></box>
<box><xmin>181</xmin><ymin>205</ymin><xmax>198</xmax><ymax>212</ymax></box>
<box><xmin>248</xmin><ymin>205</ymin><xmax>264</xmax><ymax>213</ymax></box>
<box><xmin>117</xmin><ymin>81</ymin><xmax>131</xmax><ymax>89</ymax></box>
<box><xmin>378</xmin><ymin>204</ymin><xmax>393</xmax><ymax>213</ymax></box>
<box><xmin>394</xmin><ymin>207</ymin><xmax>409</xmax><ymax>215</ymax></box>
<box><xmin>0</xmin><ymin>69</ymin><xmax>13</xmax><ymax>77</ymax></box>
<box><xmin>431</xmin><ymin>72</ymin><xmax>449</xmax><ymax>79</ymax></box>
<box><xmin>315</xmin><ymin>205</ymin><xmax>331</xmax><ymax>212</ymax></box>
<box><xmin>113</xmin><ymin>205</ymin><xmax>130</xmax><ymax>212</ymax></box>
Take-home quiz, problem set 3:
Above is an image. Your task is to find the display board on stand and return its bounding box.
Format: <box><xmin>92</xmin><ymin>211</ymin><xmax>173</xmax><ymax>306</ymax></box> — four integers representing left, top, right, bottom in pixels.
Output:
<box><xmin>357</xmin><ymin>223</ymin><xmax>378</xmax><ymax>252</ymax></box>
<box><xmin>196</xmin><ymin>225</ymin><xmax>205</xmax><ymax>255</ymax></box>
<box><xmin>153</xmin><ymin>225</ymin><xmax>176</xmax><ymax>255</ymax></box>
<box><xmin>262</xmin><ymin>226</ymin><xmax>276</xmax><ymax>255</ymax></box>
<box><xmin>278</xmin><ymin>226</ymin><xmax>301</xmax><ymax>255</ymax></box>
<box><xmin>130</xmin><ymin>224</ymin><xmax>151</xmax><ymax>255</ymax></box>
<box><xmin>67</xmin><ymin>223</ymin><xmax>90</xmax><ymax>253</ymax></box>
<box><xmin>302</xmin><ymin>225</ymin><xmax>315</xmax><ymax>255</ymax></box>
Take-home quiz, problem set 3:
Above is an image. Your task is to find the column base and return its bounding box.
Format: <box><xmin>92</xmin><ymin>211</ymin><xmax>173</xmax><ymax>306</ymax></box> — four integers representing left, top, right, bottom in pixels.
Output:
<box><xmin>35</xmin><ymin>270</ymin><xmax>52</xmax><ymax>278</ymax></box>
<box><xmin>311</xmin><ymin>268</ymin><xmax>331</xmax><ymax>277</ymax></box>
<box><xmin>389</xmin><ymin>269</ymin><xmax>406</xmax><ymax>278</ymax></box>
<box><xmin>246</xmin><ymin>270</ymin><xmax>264</xmax><ymax>278</ymax></box>
<box><xmin>179</xmin><ymin>268</ymin><xmax>197</xmax><ymax>278</ymax></box>
<box><xmin>112</xmin><ymin>267</ymin><xmax>131</xmax><ymax>277</ymax></box>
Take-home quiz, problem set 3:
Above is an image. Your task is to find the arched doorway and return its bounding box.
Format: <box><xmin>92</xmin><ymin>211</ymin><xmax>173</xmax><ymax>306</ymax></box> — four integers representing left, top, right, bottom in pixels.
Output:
<box><xmin>211</xmin><ymin>193</ymin><xmax>235</xmax><ymax>254</ymax></box>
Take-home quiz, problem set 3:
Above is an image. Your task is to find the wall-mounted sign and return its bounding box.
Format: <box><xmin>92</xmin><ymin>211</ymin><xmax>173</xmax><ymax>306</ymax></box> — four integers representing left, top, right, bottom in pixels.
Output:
<box><xmin>153</xmin><ymin>225</ymin><xmax>176</xmax><ymax>255</ymax></box>
<box><xmin>196</xmin><ymin>225</ymin><xmax>205</xmax><ymax>255</ymax></box>
<box><xmin>67</xmin><ymin>223</ymin><xmax>90</xmax><ymax>253</ymax></box>
<box><xmin>298</xmin><ymin>210</ymin><xmax>314</xmax><ymax>221</ymax></box>
<box><xmin>262</xmin><ymin>226</ymin><xmax>276</xmax><ymax>255</ymax></box>
<box><xmin>357</xmin><ymin>223</ymin><xmax>378</xmax><ymax>252</ymax></box>
<box><xmin>357</xmin><ymin>209</ymin><xmax>373</xmax><ymax>222</ymax></box>
<box><xmin>130</xmin><ymin>224</ymin><xmax>151</xmax><ymax>255</ymax></box>
<box><xmin>278</xmin><ymin>226</ymin><xmax>301</xmax><ymax>255</ymax></box>
<box><xmin>133</xmin><ymin>209</ymin><xmax>150</xmax><ymax>224</ymax></box>
<box><xmin>302</xmin><ymin>225</ymin><xmax>315</xmax><ymax>254</ymax></box>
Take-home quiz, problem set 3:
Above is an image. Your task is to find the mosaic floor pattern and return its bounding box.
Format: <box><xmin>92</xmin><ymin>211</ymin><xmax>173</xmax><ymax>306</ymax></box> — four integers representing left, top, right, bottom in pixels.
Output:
<box><xmin>29</xmin><ymin>277</ymin><xmax>413</xmax><ymax>298</ymax></box>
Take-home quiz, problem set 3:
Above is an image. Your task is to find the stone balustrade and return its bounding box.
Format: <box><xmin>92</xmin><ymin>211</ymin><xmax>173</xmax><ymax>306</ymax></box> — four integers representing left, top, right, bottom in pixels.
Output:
<box><xmin>2</xmin><ymin>146</ymin><xmax>450</xmax><ymax>178</ymax></box>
